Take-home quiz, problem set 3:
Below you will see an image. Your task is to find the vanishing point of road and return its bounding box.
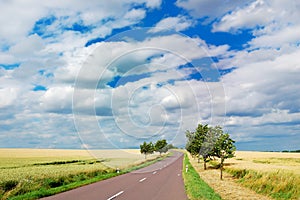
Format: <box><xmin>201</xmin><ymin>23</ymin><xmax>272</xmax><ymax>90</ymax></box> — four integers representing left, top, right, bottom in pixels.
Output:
<box><xmin>41</xmin><ymin>151</ymin><xmax>188</xmax><ymax>200</ymax></box>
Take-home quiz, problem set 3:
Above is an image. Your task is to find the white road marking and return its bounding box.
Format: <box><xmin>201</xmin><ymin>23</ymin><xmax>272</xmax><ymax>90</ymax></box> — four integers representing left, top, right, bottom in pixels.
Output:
<box><xmin>177</xmin><ymin>174</ymin><xmax>180</xmax><ymax>176</ymax></box>
<box><xmin>139</xmin><ymin>177</ymin><xmax>147</xmax><ymax>182</ymax></box>
<box><xmin>152</xmin><ymin>171</ymin><xmax>157</xmax><ymax>174</ymax></box>
<box><xmin>107</xmin><ymin>191</ymin><xmax>124</xmax><ymax>200</ymax></box>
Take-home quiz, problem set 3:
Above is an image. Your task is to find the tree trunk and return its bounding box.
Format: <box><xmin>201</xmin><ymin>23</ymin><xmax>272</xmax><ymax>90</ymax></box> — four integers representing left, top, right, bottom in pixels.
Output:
<box><xmin>220</xmin><ymin>158</ymin><xmax>224</xmax><ymax>180</ymax></box>
<box><xmin>204</xmin><ymin>160</ymin><xmax>207</xmax><ymax>170</ymax></box>
<box><xmin>220</xmin><ymin>166</ymin><xmax>223</xmax><ymax>180</ymax></box>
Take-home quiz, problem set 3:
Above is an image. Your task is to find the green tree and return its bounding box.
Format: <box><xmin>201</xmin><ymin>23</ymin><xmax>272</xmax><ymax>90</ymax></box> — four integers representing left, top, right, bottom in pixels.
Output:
<box><xmin>155</xmin><ymin>139</ymin><xmax>168</xmax><ymax>156</ymax></box>
<box><xmin>185</xmin><ymin>130</ymin><xmax>197</xmax><ymax>157</ymax></box>
<box><xmin>213</xmin><ymin>131</ymin><xmax>236</xmax><ymax>180</ymax></box>
<box><xmin>140</xmin><ymin>141</ymin><xmax>154</xmax><ymax>159</ymax></box>
<box><xmin>148</xmin><ymin>142</ymin><xmax>155</xmax><ymax>155</ymax></box>
<box><xmin>199</xmin><ymin>126</ymin><xmax>219</xmax><ymax>170</ymax></box>
<box><xmin>185</xmin><ymin>124</ymin><xmax>235</xmax><ymax>173</ymax></box>
<box><xmin>186</xmin><ymin>124</ymin><xmax>212</xmax><ymax>169</ymax></box>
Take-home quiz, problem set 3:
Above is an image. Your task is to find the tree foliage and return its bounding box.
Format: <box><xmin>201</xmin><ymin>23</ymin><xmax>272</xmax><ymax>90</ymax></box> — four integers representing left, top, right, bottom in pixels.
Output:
<box><xmin>213</xmin><ymin>132</ymin><xmax>236</xmax><ymax>180</ymax></box>
<box><xmin>155</xmin><ymin>139</ymin><xmax>168</xmax><ymax>155</ymax></box>
<box><xmin>185</xmin><ymin>124</ymin><xmax>212</xmax><ymax>169</ymax></box>
<box><xmin>140</xmin><ymin>141</ymin><xmax>154</xmax><ymax>159</ymax></box>
<box><xmin>185</xmin><ymin>123</ymin><xmax>236</xmax><ymax>179</ymax></box>
<box><xmin>140</xmin><ymin>139</ymin><xmax>171</xmax><ymax>158</ymax></box>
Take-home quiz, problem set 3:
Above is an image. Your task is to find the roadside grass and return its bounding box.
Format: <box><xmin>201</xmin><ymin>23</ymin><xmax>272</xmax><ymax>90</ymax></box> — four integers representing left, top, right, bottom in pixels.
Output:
<box><xmin>2</xmin><ymin>170</ymin><xmax>114</xmax><ymax>200</ymax></box>
<box><xmin>182</xmin><ymin>154</ymin><xmax>222</xmax><ymax>200</ymax></box>
<box><xmin>226</xmin><ymin>168</ymin><xmax>300</xmax><ymax>200</ymax></box>
<box><xmin>184</xmin><ymin>151</ymin><xmax>299</xmax><ymax>200</ymax></box>
<box><xmin>1</xmin><ymin>155</ymin><xmax>167</xmax><ymax>200</ymax></box>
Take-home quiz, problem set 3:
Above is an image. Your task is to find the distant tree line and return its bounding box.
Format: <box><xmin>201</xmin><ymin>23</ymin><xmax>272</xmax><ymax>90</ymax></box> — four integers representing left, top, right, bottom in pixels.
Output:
<box><xmin>140</xmin><ymin>139</ymin><xmax>173</xmax><ymax>158</ymax></box>
<box><xmin>281</xmin><ymin>150</ymin><xmax>300</xmax><ymax>153</ymax></box>
<box><xmin>185</xmin><ymin>124</ymin><xmax>236</xmax><ymax>180</ymax></box>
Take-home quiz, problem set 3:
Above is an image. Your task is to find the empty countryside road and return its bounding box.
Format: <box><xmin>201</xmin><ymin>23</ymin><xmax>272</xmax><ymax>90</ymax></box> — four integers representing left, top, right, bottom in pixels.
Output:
<box><xmin>41</xmin><ymin>151</ymin><xmax>188</xmax><ymax>200</ymax></box>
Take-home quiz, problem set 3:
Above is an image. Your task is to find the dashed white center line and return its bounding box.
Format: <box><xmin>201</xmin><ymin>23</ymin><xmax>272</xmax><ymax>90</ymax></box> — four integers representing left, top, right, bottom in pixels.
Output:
<box><xmin>107</xmin><ymin>191</ymin><xmax>124</xmax><ymax>200</ymax></box>
<box><xmin>152</xmin><ymin>171</ymin><xmax>157</xmax><ymax>174</ymax></box>
<box><xmin>139</xmin><ymin>177</ymin><xmax>147</xmax><ymax>182</ymax></box>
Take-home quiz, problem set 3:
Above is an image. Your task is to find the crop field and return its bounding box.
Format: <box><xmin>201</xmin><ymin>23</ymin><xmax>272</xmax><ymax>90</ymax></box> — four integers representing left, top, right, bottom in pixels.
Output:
<box><xmin>188</xmin><ymin>151</ymin><xmax>300</xmax><ymax>200</ymax></box>
<box><xmin>226</xmin><ymin>151</ymin><xmax>300</xmax><ymax>200</ymax></box>
<box><xmin>0</xmin><ymin>148</ymin><xmax>159</xmax><ymax>199</ymax></box>
<box><xmin>0</xmin><ymin>149</ymin><xmax>157</xmax><ymax>181</ymax></box>
<box><xmin>228</xmin><ymin>151</ymin><xmax>300</xmax><ymax>175</ymax></box>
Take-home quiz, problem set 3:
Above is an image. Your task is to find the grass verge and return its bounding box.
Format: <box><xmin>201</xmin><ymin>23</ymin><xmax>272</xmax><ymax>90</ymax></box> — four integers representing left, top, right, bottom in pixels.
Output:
<box><xmin>1</xmin><ymin>155</ymin><xmax>167</xmax><ymax>200</ymax></box>
<box><xmin>182</xmin><ymin>154</ymin><xmax>222</xmax><ymax>200</ymax></box>
<box><xmin>226</xmin><ymin>168</ymin><xmax>300</xmax><ymax>200</ymax></box>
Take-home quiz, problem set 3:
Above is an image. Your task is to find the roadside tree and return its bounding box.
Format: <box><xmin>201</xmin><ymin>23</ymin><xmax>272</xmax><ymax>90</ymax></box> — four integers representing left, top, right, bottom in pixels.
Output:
<box><xmin>186</xmin><ymin>124</ymin><xmax>212</xmax><ymax>169</ymax></box>
<box><xmin>213</xmin><ymin>130</ymin><xmax>236</xmax><ymax>180</ymax></box>
<box><xmin>200</xmin><ymin>126</ymin><xmax>219</xmax><ymax>170</ymax></box>
<box><xmin>140</xmin><ymin>141</ymin><xmax>155</xmax><ymax>159</ymax></box>
<box><xmin>155</xmin><ymin>139</ymin><xmax>168</xmax><ymax>156</ymax></box>
<box><xmin>185</xmin><ymin>124</ymin><xmax>236</xmax><ymax>173</ymax></box>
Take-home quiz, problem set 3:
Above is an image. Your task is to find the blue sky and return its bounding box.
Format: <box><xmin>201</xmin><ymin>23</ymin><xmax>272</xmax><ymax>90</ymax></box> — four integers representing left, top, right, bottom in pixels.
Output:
<box><xmin>0</xmin><ymin>0</ymin><xmax>300</xmax><ymax>151</ymax></box>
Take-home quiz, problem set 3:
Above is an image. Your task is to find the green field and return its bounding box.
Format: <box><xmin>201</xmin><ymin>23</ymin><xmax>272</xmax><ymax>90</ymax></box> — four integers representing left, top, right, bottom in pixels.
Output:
<box><xmin>0</xmin><ymin>148</ymin><xmax>160</xmax><ymax>200</ymax></box>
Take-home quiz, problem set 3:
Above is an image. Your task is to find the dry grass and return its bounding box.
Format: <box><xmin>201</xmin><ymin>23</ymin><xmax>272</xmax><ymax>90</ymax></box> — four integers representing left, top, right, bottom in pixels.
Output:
<box><xmin>187</xmin><ymin>152</ymin><xmax>272</xmax><ymax>200</ymax></box>
<box><xmin>226</xmin><ymin>168</ymin><xmax>300</xmax><ymax>199</ymax></box>
<box><xmin>228</xmin><ymin>151</ymin><xmax>300</xmax><ymax>175</ymax></box>
<box><xmin>226</xmin><ymin>151</ymin><xmax>300</xmax><ymax>199</ymax></box>
<box><xmin>183</xmin><ymin>154</ymin><xmax>222</xmax><ymax>200</ymax></box>
<box><xmin>188</xmin><ymin>151</ymin><xmax>300</xmax><ymax>200</ymax></box>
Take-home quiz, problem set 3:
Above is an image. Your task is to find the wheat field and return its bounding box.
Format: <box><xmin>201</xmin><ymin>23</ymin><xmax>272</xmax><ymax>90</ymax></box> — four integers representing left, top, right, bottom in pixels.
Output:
<box><xmin>0</xmin><ymin>148</ymin><xmax>161</xmax><ymax>199</ymax></box>
<box><xmin>0</xmin><ymin>148</ymin><xmax>158</xmax><ymax>182</ymax></box>
<box><xmin>229</xmin><ymin>151</ymin><xmax>300</xmax><ymax>175</ymax></box>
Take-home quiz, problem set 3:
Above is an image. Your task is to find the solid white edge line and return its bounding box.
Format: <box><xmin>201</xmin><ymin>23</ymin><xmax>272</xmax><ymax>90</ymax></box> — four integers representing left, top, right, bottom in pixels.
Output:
<box><xmin>139</xmin><ymin>177</ymin><xmax>147</xmax><ymax>182</ymax></box>
<box><xmin>107</xmin><ymin>191</ymin><xmax>124</xmax><ymax>200</ymax></box>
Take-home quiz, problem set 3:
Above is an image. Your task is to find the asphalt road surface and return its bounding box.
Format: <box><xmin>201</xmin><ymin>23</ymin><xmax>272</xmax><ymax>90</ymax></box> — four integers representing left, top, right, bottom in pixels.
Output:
<box><xmin>41</xmin><ymin>151</ymin><xmax>188</xmax><ymax>200</ymax></box>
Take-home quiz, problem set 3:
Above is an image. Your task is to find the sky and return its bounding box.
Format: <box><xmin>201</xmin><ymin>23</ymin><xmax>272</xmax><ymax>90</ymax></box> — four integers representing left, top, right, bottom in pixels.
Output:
<box><xmin>0</xmin><ymin>0</ymin><xmax>299</xmax><ymax>151</ymax></box>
